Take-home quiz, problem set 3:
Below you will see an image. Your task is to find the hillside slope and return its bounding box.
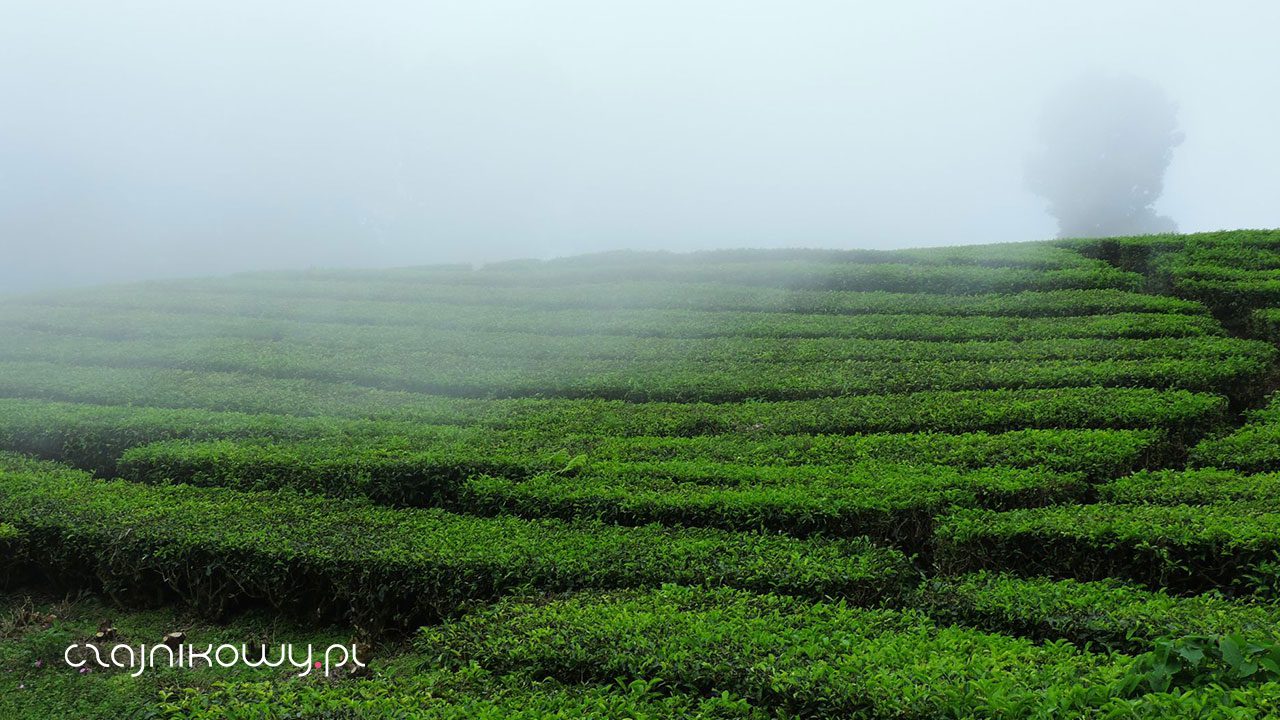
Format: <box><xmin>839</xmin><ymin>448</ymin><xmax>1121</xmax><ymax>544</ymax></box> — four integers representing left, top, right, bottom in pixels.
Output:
<box><xmin>3</xmin><ymin>231</ymin><xmax>1280</xmax><ymax>718</ymax></box>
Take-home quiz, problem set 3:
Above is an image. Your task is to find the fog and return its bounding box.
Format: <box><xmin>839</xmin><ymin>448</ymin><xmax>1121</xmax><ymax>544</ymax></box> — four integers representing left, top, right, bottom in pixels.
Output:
<box><xmin>1</xmin><ymin>1</ymin><xmax>1277</xmax><ymax>293</ymax></box>
<box><xmin>1027</xmin><ymin>73</ymin><xmax>1183</xmax><ymax>238</ymax></box>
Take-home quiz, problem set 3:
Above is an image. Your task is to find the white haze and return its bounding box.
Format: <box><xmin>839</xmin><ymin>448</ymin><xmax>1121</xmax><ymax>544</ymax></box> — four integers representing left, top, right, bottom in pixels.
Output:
<box><xmin>1</xmin><ymin>0</ymin><xmax>1277</xmax><ymax>293</ymax></box>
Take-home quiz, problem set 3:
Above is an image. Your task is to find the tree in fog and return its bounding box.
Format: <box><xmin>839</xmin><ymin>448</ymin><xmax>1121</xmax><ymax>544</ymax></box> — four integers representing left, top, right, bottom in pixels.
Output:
<box><xmin>1026</xmin><ymin>73</ymin><xmax>1184</xmax><ymax>238</ymax></box>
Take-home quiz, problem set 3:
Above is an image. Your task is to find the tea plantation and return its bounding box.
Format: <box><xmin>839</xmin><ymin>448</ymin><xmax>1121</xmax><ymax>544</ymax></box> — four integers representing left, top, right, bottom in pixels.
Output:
<box><xmin>3</xmin><ymin>231</ymin><xmax>1280</xmax><ymax>718</ymax></box>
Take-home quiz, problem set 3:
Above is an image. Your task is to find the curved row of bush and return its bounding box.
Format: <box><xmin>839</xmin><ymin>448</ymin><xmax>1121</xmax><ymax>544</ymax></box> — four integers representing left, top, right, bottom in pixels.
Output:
<box><xmin>457</xmin><ymin>462</ymin><xmax>1085</xmax><ymax>546</ymax></box>
<box><xmin>0</xmin><ymin>396</ymin><xmax>1175</xmax><ymax>479</ymax></box>
<box><xmin>934</xmin><ymin>503</ymin><xmax>1280</xmax><ymax>596</ymax></box>
<box><xmin>0</xmin><ymin>318</ymin><xmax>1244</xmax><ymax>366</ymax></box>
<box><xmin>4</xmin><ymin>341</ymin><xmax>1268</xmax><ymax>402</ymax></box>
<box><xmin>443</xmin><ymin>243</ymin><xmax>1107</xmax><ymax>271</ymax></box>
<box><xmin>0</xmin><ymin>455</ymin><xmax>913</xmax><ymax>629</ymax></box>
<box><xmin>1250</xmin><ymin>307</ymin><xmax>1280</xmax><ymax>344</ymax></box>
<box><xmin>917</xmin><ymin>572</ymin><xmax>1280</xmax><ymax>652</ymax></box>
<box><xmin>592</xmin><ymin>429</ymin><xmax>1165</xmax><ymax>478</ymax></box>
<box><xmin>419</xmin><ymin>583</ymin><xmax>1280</xmax><ymax>718</ymax></box>
<box><xmin>0</xmin><ymin>300</ymin><xmax>1220</xmax><ymax>343</ymax></box>
<box><xmin>1191</xmin><ymin>426</ymin><xmax>1280</xmax><ymax>473</ymax></box>
<box><xmin>420</xmin><ymin>584</ymin><xmax>1142</xmax><ymax>719</ymax></box>
<box><xmin>0</xmin><ymin>311</ymin><xmax>1228</xmax><ymax>363</ymax></box>
<box><xmin>1191</xmin><ymin>394</ymin><xmax>1280</xmax><ymax>472</ymax></box>
<box><xmin>0</xmin><ymin>363</ymin><xmax>503</xmax><ymax>421</ymax></box>
<box><xmin>111</xmin><ymin>427</ymin><xmax>1163</xmax><ymax>510</ymax></box>
<box><xmin>0</xmin><ymin>386</ymin><xmax>1201</xmax><ymax>472</ymax></box>
<box><xmin>1099</xmin><ymin>469</ymin><xmax>1280</xmax><ymax>505</ymax></box>
<box><xmin>0</xmin><ymin>521</ymin><xmax>23</xmax><ymax>583</ymax></box>
<box><xmin>0</xmin><ymin>380</ymin><xmax>1228</xmax><ymax>438</ymax></box>
<box><xmin>1073</xmin><ymin>231</ymin><xmax>1280</xmax><ymax>319</ymax></box>
<box><xmin>36</xmin><ymin>279</ymin><xmax>1207</xmax><ymax>318</ymax></box>
<box><xmin>117</xmin><ymin>435</ymin><xmax>545</xmax><ymax>506</ymax></box>
<box><xmin>286</xmin><ymin>260</ymin><xmax>1145</xmax><ymax>294</ymax></box>
<box><xmin>161</xmin><ymin>671</ymin><xmax>770</xmax><ymax>720</ymax></box>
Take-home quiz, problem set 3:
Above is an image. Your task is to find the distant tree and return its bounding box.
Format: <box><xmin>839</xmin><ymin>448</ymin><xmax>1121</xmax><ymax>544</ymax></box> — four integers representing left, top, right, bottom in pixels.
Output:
<box><xmin>1026</xmin><ymin>73</ymin><xmax>1184</xmax><ymax>238</ymax></box>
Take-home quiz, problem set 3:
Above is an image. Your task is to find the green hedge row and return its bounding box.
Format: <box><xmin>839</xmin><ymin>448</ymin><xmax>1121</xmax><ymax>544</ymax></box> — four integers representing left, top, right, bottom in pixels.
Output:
<box><xmin>562</xmin><ymin>244</ymin><xmax>1090</xmax><ymax>268</ymax></box>
<box><xmin>6</xmin><ymin>338</ymin><xmax>1267</xmax><ymax>401</ymax></box>
<box><xmin>9</xmin><ymin>331</ymin><xmax>1264</xmax><ymax>388</ymax></box>
<box><xmin>1149</xmin><ymin>234</ymin><xmax>1280</xmax><ymax>318</ymax></box>
<box><xmin>0</xmin><ymin>363</ymin><xmax>493</xmax><ymax>422</ymax></box>
<box><xmin>1191</xmin><ymin>420</ymin><xmax>1280</xmax><ymax>474</ymax></box>
<box><xmin>459</xmin><ymin>462</ymin><xmax>1086</xmax><ymax>545</ymax></box>
<box><xmin>0</xmin><ymin>521</ymin><xmax>23</xmax><ymax>583</ymax></box>
<box><xmin>1187</xmin><ymin>389</ymin><xmax>1280</xmax><ymax>474</ymax></box>
<box><xmin>450</xmin><ymin>243</ymin><xmax>1106</xmax><ymax>271</ymax></box>
<box><xmin>29</xmin><ymin>278</ymin><xmax>1207</xmax><ymax>320</ymax></box>
<box><xmin>917</xmin><ymin>572</ymin><xmax>1280</xmax><ymax>652</ymax></box>
<box><xmin>1171</xmin><ymin>277</ymin><xmax>1280</xmax><ymax>320</ymax></box>
<box><xmin>934</xmin><ymin>503</ymin><xmax>1280</xmax><ymax>596</ymax></box>
<box><xmin>288</xmin><ymin>259</ymin><xmax>1145</xmax><ymax>294</ymax></box>
<box><xmin>117</xmin><ymin>435</ymin><xmax>553</xmax><ymax>506</ymax></box>
<box><xmin>0</xmin><ymin>298</ymin><xmax>1221</xmax><ymax>343</ymax></box>
<box><xmin>419</xmin><ymin>584</ymin><xmax>1135</xmax><ymax>719</ymax></box>
<box><xmin>115</xmin><ymin>427</ymin><xmax>1161</xmax><ymax>511</ymax></box>
<box><xmin>1100</xmin><ymin>469</ymin><xmax>1280</xmax><ymax>505</ymax></box>
<box><xmin>492</xmin><ymin>387</ymin><xmax>1223</xmax><ymax>439</ymax></box>
<box><xmin>160</xmin><ymin>671</ymin><xmax>769</xmax><ymax>720</ymax></box>
<box><xmin>1111</xmin><ymin>684</ymin><xmax>1280</xmax><ymax>719</ymax></box>
<box><xmin>2</xmin><ymin>319</ymin><xmax>1247</xmax><ymax>365</ymax></box>
<box><xmin>0</xmin><ymin>398</ymin><xmax>440</xmax><ymax>475</ymax></box>
<box><xmin>1067</xmin><ymin>231</ymin><xmax>1280</xmax><ymax>324</ymax></box>
<box><xmin>593</xmin><ymin>429</ymin><xmax>1166</xmax><ymax>479</ymax></box>
<box><xmin>1162</xmin><ymin>242</ymin><xmax>1280</xmax><ymax>272</ymax></box>
<box><xmin>1196</xmin><ymin>384</ymin><xmax>1280</xmax><ymax>465</ymax></box>
<box><xmin>0</xmin><ymin>311</ymin><xmax>1239</xmax><ymax>361</ymax></box>
<box><xmin>0</xmin><ymin>455</ymin><xmax>913</xmax><ymax>628</ymax></box>
<box><xmin>0</xmin><ymin>399</ymin><xmax>1171</xmax><ymax>480</ymax></box>
<box><xmin>0</xmin><ymin>378</ymin><xmax>1228</xmax><ymax>438</ymax></box>
<box><xmin>1065</xmin><ymin>230</ymin><xmax>1280</xmax><ymax>273</ymax></box>
<box><xmin>1250</xmin><ymin>307</ymin><xmax>1280</xmax><ymax>344</ymax></box>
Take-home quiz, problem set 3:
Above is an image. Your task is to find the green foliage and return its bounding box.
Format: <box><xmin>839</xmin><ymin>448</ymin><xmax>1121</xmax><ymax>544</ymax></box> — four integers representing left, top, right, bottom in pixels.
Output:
<box><xmin>0</xmin><ymin>456</ymin><xmax>913</xmax><ymax>628</ymax></box>
<box><xmin>1097</xmin><ymin>682</ymin><xmax>1280</xmax><ymax>719</ymax></box>
<box><xmin>11</xmin><ymin>321</ymin><xmax>1250</xmax><ymax>366</ymax></box>
<box><xmin>31</xmin><ymin>273</ymin><xmax>1203</xmax><ymax>316</ymax></box>
<box><xmin>1127</xmin><ymin>635</ymin><xmax>1280</xmax><ymax>693</ymax></box>
<box><xmin>460</xmin><ymin>462</ymin><xmax>1085</xmax><ymax>545</ymax></box>
<box><xmin>158</xmin><ymin>673</ymin><xmax>768</xmax><ymax>720</ymax></box>
<box><xmin>0</xmin><ymin>388</ymin><xmax>1188</xmax><ymax>482</ymax></box>
<box><xmin>918</xmin><ymin>572</ymin><xmax>1280</xmax><ymax>652</ymax></box>
<box><xmin>0</xmin><ymin>298</ymin><xmax>1222</xmax><ymax>343</ymax></box>
<box><xmin>1249</xmin><ymin>307</ymin><xmax>1280</xmax><ymax>344</ymax></box>
<box><xmin>1075</xmin><ymin>230</ymin><xmax>1280</xmax><ymax>319</ymax></box>
<box><xmin>935</xmin><ymin>503</ymin><xmax>1280</xmax><ymax>596</ymax></box>
<box><xmin>0</xmin><ymin>521</ymin><xmax>20</xmax><ymax>542</ymax></box>
<box><xmin>118</xmin><ymin>435</ymin><xmax>546</xmax><ymax>506</ymax></box>
<box><xmin>90</xmin><ymin>256</ymin><xmax>1144</xmax><ymax>295</ymax></box>
<box><xmin>4</xmin><ymin>231</ymin><xmax>1280</xmax><ymax>717</ymax></box>
<box><xmin>597</xmin><ymin>428</ymin><xmax>1165</xmax><ymax>478</ymax></box>
<box><xmin>0</xmin><ymin>382</ymin><xmax>1223</xmax><ymax>442</ymax></box>
<box><xmin>0</xmin><ymin>522</ymin><xmax>23</xmax><ymax>584</ymax></box>
<box><xmin>1190</xmin><ymin>394</ymin><xmax>1280</xmax><ymax>473</ymax></box>
<box><xmin>114</xmin><ymin>429</ymin><xmax>1161</xmax><ymax>508</ymax></box>
<box><xmin>1191</xmin><ymin>427</ymin><xmax>1280</xmax><ymax>474</ymax></box>
<box><xmin>0</xmin><ymin>326</ymin><xmax>1267</xmax><ymax>402</ymax></box>
<box><xmin>1101</xmin><ymin>470</ymin><xmax>1280</xmax><ymax>505</ymax></box>
<box><xmin>419</xmin><ymin>584</ymin><xmax>1136</xmax><ymax>718</ymax></box>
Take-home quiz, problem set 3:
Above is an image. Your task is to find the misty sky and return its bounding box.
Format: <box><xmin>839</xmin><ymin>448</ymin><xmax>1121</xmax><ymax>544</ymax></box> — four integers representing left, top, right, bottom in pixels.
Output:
<box><xmin>1</xmin><ymin>1</ymin><xmax>1277</xmax><ymax>292</ymax></box>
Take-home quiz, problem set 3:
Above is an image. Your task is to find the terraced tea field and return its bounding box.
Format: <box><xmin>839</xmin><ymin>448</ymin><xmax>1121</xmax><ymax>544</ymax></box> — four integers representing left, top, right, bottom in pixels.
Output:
<box><xmin>4</xmin><ymin>231</ymin><xmax>1280</xmax><ymax>718</ymax></box>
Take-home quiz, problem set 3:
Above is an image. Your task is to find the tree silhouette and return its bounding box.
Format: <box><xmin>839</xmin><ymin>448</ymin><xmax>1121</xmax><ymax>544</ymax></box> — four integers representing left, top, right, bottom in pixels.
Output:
<box><xmin>1026</xmin><ymin>73</ymin><xmax>1183</xmax><ymax>238</ymax></box>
